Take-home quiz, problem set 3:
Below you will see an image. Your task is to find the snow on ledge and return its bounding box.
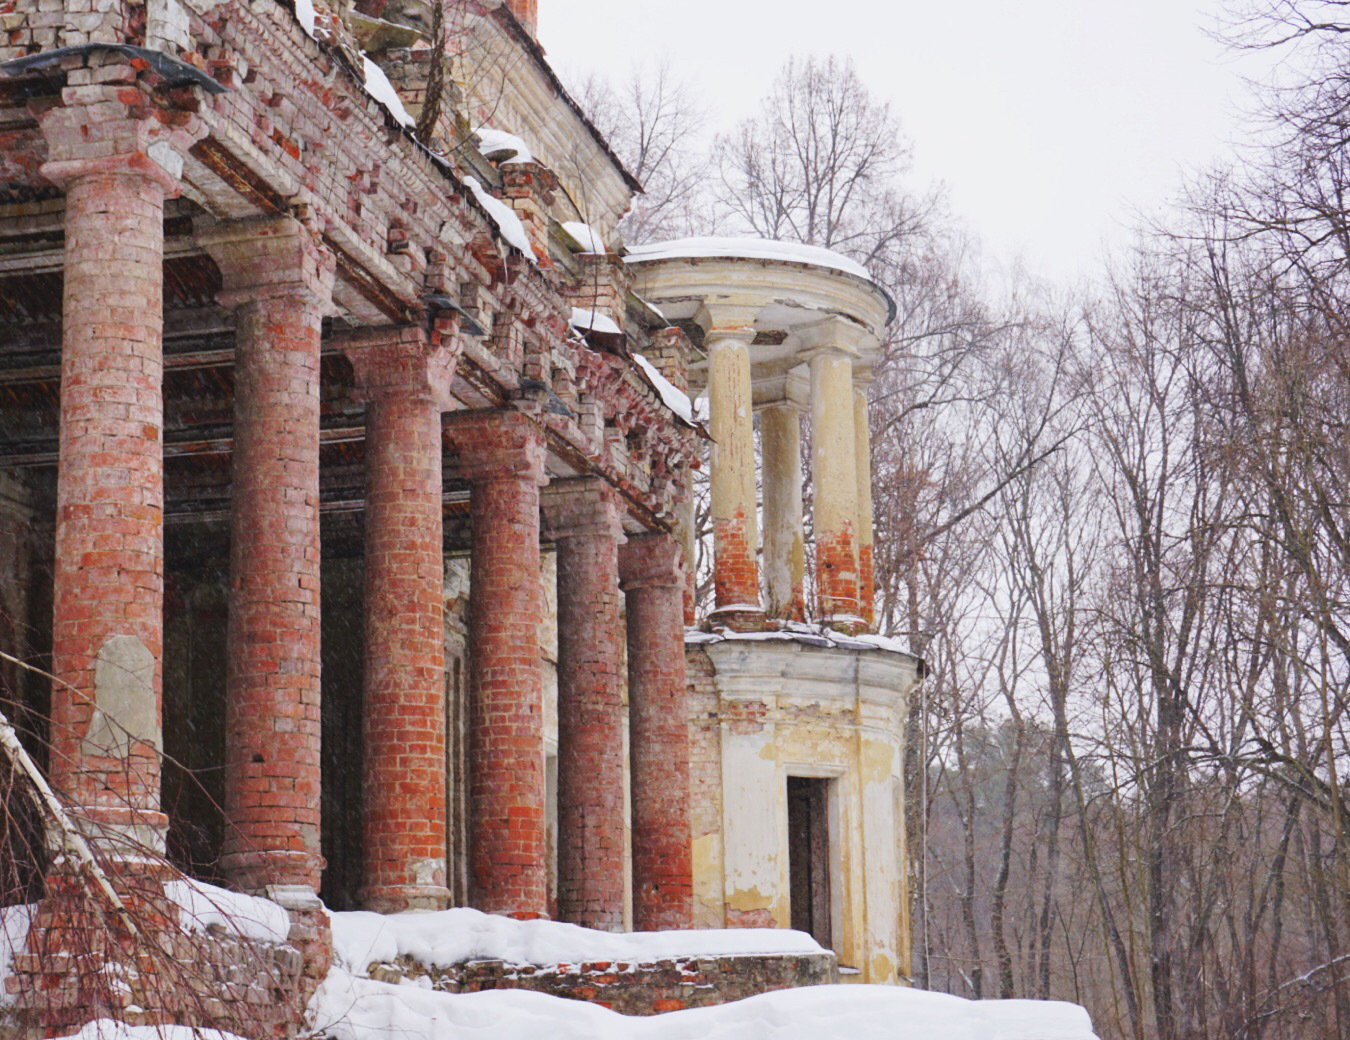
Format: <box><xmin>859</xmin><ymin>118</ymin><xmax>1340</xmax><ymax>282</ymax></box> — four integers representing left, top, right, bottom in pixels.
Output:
<box><xmin>330</xmin><ymin>906</ymin><xmax>822</xmax><ymax>974</ymax></box>
<box><xmin>687</xmin><ymin>621</ymin><xmax>912</xmax><ymax>657</ymax></box>
<box><xmin>569</xmin><ymin>306</ymin><xmax>623</xmax><ymax>337</ymax></box>
<box><xmin>163</xmin><ymin>877</ymin><xmax>292</xmax><ymax>946</ymax></box>
<box><xmin>562</xmin><ymin>220</ymin><xmax>608</xmax><ymax>253</ymax></box>
<box><xmin>633</xmin><ymin>354</ymin><xmax>695</xmax><ymax>425</ymax></box>
<box><xmin>309</xmin><ymin>971</ymin><xmax>1102</xmax><ymax>1040</ymax></box>
<box><xmin>476</xmin><ymin>127</ymin><xmax>535</xmax><ymax>165</ymax></box>
<box><xmin>463</xmin><ymin>176</ymin><xmax>538</xmax><ymax>262</ymax></box>
<box><xmin>361</xmin><ymin>55</ymin><xmax>414</xmax><ymax>128</ymax></box>
<box><xmin>624</xmin><ymin>236</ymin><xmax>873</xmax><ymax>283</ymax></box>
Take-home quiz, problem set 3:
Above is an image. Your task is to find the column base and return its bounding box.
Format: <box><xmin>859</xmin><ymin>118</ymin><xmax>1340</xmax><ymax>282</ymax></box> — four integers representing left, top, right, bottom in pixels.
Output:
<box><xmin>708</xmin><ymin>606</ymin><xmax>767</xmax><ymax>632</ymax></box>
<box><xmin>220</xmin><ymin>850</ymin><xmax>325</xmax><ymax>896</ymax></box>
<box><xmin>821</xmin><ymin>613</ymin><xmax>869</xmax><ymax>636</ymax></box>
<box><xmin>359</xmin><ymin>884</ymin><xmax>452</xmax><ymax>914</ymax></box>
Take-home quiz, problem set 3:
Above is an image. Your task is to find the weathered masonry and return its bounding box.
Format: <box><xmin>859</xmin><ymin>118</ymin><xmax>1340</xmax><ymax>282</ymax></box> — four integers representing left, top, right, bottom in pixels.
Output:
<box><xmin>0</xmin><ymin>0</ymin><xmax>920</xmax><ymax>1032</ymax></box>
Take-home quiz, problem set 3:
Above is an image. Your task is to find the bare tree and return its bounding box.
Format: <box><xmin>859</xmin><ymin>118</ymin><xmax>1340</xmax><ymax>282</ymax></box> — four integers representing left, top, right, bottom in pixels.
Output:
<box><xmin>572</xmin><ymin>60</ymin><xmax>712</xmax><ymax>243</ymax></box>
<box><xmin>711</xmin><ymin>55</ymin><xmax>938</xmax><ymax>268</ymax></box>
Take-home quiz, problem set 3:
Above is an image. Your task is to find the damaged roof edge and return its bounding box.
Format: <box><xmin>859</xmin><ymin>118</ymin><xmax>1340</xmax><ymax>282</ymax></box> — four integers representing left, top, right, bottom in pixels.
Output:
<box><xmin>0</xmin><ymin>44</ymin><xmax>229</xmax><ymax>94</ymax></box>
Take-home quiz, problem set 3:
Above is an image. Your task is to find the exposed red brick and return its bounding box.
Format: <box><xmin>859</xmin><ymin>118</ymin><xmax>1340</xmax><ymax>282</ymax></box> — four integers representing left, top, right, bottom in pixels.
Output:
<box><xmin>712</xmin><ymin>508</ymin><xmax>763</xmax><ymax>630</ymax></box>
<box><xmin>815</xmin><ymin>524</ymin><xmax>860</xmax><ymax>628</ymax></box>
<box><xmin>545</xmin><ymin>479</ymin><xmax>626</xmax><ymax>930</ymax></box>
<box><xmin>343</xmin><ymin>325</ymin><xmax>460</xmax><ymax>912</ymax></box>
<box><xmin>445</xmin><ymin>411</ymin><xmax>550</xmax><ymax>918</ymax></box>
<box><xmin>202</xmin><ymin>217</ymin><xmax>335</xmax><ymax>894</ymax></box>
<box><xmin>620</xmin><ymin>533</ymin><xmax>695</xmax><ymax>932</ymax></box>
<box><xmin>505</xmin><ymin>0</ymin><xmax>537</xmax><ymax>36</ymax></box>
<box><xmin>858</xmin><ymin>542</ymin><xmax>875</xmax><ymax>631</ymax></box>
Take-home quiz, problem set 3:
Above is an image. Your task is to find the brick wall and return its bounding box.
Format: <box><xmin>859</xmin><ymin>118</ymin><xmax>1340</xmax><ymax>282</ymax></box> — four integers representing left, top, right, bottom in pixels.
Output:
<box><xmin>366</xmin><ymin>950</ymin><xmax>838</xmax><ymax>1016</ymax></box>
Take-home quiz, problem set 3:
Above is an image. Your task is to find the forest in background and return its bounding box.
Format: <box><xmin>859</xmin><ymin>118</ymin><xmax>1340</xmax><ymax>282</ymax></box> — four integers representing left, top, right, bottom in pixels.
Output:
<box><xmin>576</xmin><ymin>3</ymin><xmax>1350</xmax><ymax>1037</ymax></box>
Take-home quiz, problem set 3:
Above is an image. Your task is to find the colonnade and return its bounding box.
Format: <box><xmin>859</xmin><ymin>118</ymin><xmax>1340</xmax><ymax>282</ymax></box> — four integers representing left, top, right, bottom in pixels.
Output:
<box><xmin>702</xmin><ymin>313</ymin><xmax>877</xmax><ymax>633</ymax></box>
<box><xmin>38</xmin><ymin>101</ymin><xmax>691</xmax><ymax>930</ymax></box>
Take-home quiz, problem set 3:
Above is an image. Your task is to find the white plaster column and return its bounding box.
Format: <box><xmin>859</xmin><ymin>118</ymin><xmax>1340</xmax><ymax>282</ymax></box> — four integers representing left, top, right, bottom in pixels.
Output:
<box><xmin>705</xmin><ymin>322</ymin><xmax>762</xmax><ymax>626</ymax></box>
<box><xmin>809</xmin><ymin>346</ymin><xmax>861</xmax><ymax>628</ymax></box>
<box><xmin>761</xmin><ymin>402</ymin><xmax>805</xmax><ymax>622</ymax></box>
<box><xmin>853</xmin><ymin>382</ymin><xmax>876</xmax><ymax>631</ymax></box>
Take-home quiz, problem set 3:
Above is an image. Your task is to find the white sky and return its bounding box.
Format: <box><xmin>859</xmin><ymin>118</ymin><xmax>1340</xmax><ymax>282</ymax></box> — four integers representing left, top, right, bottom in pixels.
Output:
<box><xmin>538</xmin><ymin>0</ymin><xmax>1279</xmax><ymax>283</ymax></box>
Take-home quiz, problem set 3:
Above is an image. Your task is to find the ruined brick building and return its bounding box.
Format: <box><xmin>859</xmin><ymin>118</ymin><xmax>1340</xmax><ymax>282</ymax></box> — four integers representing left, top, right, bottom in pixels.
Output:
<box><xmin>0</xmin><ymin>0</ymin><xmax>921</xmax><ymax>1031</ymax></box>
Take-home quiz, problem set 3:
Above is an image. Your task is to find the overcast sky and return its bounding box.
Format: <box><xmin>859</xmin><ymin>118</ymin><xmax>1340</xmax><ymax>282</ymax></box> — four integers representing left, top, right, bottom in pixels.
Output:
<box><xmin>538</xmin><ymin>0</ymin><xmax>1278</xmax><ymax>283</ymax></box>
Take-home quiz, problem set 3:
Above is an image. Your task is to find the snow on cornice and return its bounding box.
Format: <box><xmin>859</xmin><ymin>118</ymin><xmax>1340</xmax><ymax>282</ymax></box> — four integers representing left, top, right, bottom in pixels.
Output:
<box><xmin>624</xmin><ymin>237</ymin><xmax>873</xmax><ymax>283</ymax></box>
<box><xmin>687</xmin><ymin>621</ymin><xmax>914</xmax><ymax>658</ymax></box>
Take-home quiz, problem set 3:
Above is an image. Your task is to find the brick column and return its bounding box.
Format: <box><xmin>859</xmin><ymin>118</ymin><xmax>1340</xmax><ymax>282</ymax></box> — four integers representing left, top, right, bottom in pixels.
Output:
<box><xmin>445</xmin><ymin>411</ymin><xmax>549</xmax><ymax>918</ymax></box>
<box><xmin>619</xmin><ymin>533</ymin><xmax>694</xmax><ymax>931</ymax></box>
<box><xmin>544</xmin><ymin>479</ymin><xmax>626</xmax><ymax>930</ymax></box>
<box><xmin>341</xmin><ymin>325</ymin><xmax>460</xmax><ymax>912</ymax></box>
<box><xmin>853</xmin><ymin>382</ymin><xmax>876</xmax><ymax>632</ymax></box>
<box><xmin>201</xmin><ymin>218</ymin><xmax>335</xmax><ymax>894</ymax></box>
<box><xmin>761</xmin><ymin>403</ymin><xmax>806</xmax><ymax>622</ymax></box>
<box><xmin>38</xmin><ymin>80</ymin><xmax>202</xmax><ymax>851</ymax></box>
<box><xmin>809</xmin><ymin>347</ymin><xmax>861</xmax><ymax>629</ymax></box>
<box><xmin>705</xmin><ymin>327</ymin><xmax>762</xmax><ymax>628</ymax></box>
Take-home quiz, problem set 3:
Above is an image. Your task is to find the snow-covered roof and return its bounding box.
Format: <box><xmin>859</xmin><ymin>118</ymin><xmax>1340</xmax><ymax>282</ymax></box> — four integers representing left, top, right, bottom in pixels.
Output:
<box><xmin>624</xmin><ymin>237</ymin><xmax>873</xmax><ymax>283</ymax></box>
<box><xmin>687</xmin><ymin>621</ymin><xmax>914</xmax><ymax>658</ymax></box>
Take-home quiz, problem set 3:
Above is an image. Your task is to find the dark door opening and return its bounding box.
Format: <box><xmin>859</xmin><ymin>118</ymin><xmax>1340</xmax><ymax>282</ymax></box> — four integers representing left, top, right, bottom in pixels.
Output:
<box><xmin>787</xmin><ymin>776</ymin><xmax>832</xmax><ymax>949</ymax></box>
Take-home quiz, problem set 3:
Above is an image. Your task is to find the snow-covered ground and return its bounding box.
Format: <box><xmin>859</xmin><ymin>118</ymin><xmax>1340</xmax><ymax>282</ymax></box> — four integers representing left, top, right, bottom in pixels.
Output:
<box><xmin>318</xmin><ymin>907</ymin><xmax>1100</xmax><ymax>1039</ymax></box>
<box><xmin>15</xmin><ymin>898</ymin><xmax>1100</xmax><ymax>1039</ymax></box>
<box><xmin>310</xmin><ymin>971</ymin><xmax>1101</xmax><ymax>1040</ymax></box>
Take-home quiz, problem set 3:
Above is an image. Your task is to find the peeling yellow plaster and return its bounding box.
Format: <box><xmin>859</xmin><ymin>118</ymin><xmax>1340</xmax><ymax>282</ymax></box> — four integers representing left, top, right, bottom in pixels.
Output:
<box><xmin>727</xmin><ymin>886</ymin><xmax>773</xmax><ymax>912</ymax></box>
<box><xmin>860</xmin><ymin>738</ymin><xmax>895</xmax><ymax>784</ymax></box>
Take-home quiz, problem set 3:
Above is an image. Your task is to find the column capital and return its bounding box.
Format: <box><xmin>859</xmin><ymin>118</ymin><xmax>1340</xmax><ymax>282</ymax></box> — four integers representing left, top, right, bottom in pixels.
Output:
<box><xmin>619</xmin><ymin>532</ymin><xmax>685</xmax><ymax>592</ymax></box>
<box><xmin>793</xmin><ymin>315</ymin><xmax>875</xmax><ymax>360</ymax></box>
<box><xmin>695</xmin><ymin>302</ymin><xmax>759</xmax><ymax>343</ymax></box>
<box><xmin>199</xmin><ymin>216</ymin><xmax>336</xmax><ymax>310</ymax></box>
<box><xmin>37</xmin><ymin>78</ymin><xmax>206</xmax><ymax>197</ymax></box>
<box><xmin>541</xmin><ymin>477</ymin><xmax>625</xmax><ymax>543</ymax></box>
<box><xmin>443</xmin><ymin>409</ymin><xmax>548</xmax><ymax>485</ymax></box>
<box><xmin>335</xmin><ymin>324</ymin><xmax>459</xmax><ymax>410</ymax></box>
